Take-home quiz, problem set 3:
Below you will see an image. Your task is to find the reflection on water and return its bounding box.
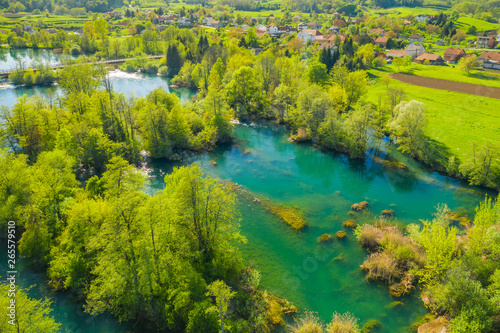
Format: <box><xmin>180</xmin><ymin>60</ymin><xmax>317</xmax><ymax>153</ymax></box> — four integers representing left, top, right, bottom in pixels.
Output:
<box><xmin>0</xmin><ymin>48</ymin><xmax>75</xmax><ymax>71</ymax></box>
<box><xmin>0</xmin><ymin>70</ymin><xmax>196</xmax><ymax>109</ymax></box>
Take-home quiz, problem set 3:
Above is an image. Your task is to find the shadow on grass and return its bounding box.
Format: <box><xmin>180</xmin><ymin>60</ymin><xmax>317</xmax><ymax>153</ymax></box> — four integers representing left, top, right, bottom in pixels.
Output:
<box><xmin>419</xmin><ymin>135</ymin><xmax>453</xmax><ymax>170</ymax></box>
<box><xmin>468</xmin><ymin>72</ymin><xmax>500</xmax><ymax>81</ymax></box>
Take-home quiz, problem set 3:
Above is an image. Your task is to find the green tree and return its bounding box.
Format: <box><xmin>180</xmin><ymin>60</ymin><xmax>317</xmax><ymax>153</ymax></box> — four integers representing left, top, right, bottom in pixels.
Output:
<box><xmin>388</xmin><ymin>100</ymin><xmax>427</xmax><ymax>158</ymax></box>
<box><xmin>0</xmin><ymin>284</ymin><xmax>61</xmax><ymax>333</ymax></box>
<box><xmin>458</xmin><ymin>54</ymin><xmax>480</xmax><ymax>74</ymax></box>
<box><xmin>206</xmin><ymin>280</ymin><xmax>236</xmax><ymax>333</ymax></box>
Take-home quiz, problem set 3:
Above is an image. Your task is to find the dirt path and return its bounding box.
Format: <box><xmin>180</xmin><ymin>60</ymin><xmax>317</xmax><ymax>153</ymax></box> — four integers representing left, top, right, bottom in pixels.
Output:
<box><xmin>390</xmin><ymin>73</ymin><xmax>500</xmax><ymax>100</ymax></box>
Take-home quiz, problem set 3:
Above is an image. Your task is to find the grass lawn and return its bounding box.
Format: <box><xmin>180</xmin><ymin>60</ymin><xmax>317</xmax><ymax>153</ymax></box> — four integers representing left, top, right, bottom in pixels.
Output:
<box><xmin>366</xmin><ymin>67</ymin><xmax>500</xmax><ymax>159</ymax></box>
<box><xmin>455</xmin><ymin>16</ymin><xmax>500</xmax><ymax>32</ymax></box>
<box><xmin>370</xmin><ymin>63</ymin><xmax>500</xmax><ymax>88</ymax></box>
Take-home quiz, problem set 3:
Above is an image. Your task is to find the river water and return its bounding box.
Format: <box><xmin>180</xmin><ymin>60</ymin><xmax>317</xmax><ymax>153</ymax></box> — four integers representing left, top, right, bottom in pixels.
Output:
<box><xmin>0</xmin><ymin>64</ymin><xmax>495</xmax><ymax>332</ymax></box>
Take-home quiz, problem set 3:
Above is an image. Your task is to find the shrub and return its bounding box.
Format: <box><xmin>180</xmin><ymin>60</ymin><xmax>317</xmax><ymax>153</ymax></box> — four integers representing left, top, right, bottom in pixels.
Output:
<box><xmin>327</xmin><ymin>312</ymin><xmax>360</xmax><ymax>333</ymax></box>
<box><xmin>319</xmin><ymin>233</ymin><xmax>332</xmax><ymax>242</ymax></box>
<box><xmin>351</xmin><ymin>201</ymin><xmax>369</xmax><ymax>211</ymax></box>
<box><xmin>336</xmin><ymin>231</ymin><xmax>347</xmax><ymax>239</ymax></box>
<box><xmin>23</xmin><ymin>69</ymin><xmax>35</xmax><ymax>87</ymax></box>
<box><xmin>288</xmin><ymin>311</ymin><xmax>324</xmax><ymax>333</ymax></box>
<box><xmin>361</xmin><ymin>252</ymin><xmax>401</xmax><ymax>283</ymax></box>
<box><xmin>343</xmin><ymin>220</ymin><xmax>357</xmax><ymax>228</ymax></box>
<box><xmin>356</xmin><ymin>224</ymin><xmax>384</xmax><ymax>251</ymax></box>
<box><xmin>158</xmin><ymin>65</ymin><xmax>169</xmax><ymax>77</ymax></box>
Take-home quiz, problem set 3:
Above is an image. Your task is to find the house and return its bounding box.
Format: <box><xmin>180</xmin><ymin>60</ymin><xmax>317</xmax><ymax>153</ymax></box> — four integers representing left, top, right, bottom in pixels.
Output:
<box><xmin>267</xmin><ymin>24</ymin><xmax>279</xmax><ymax>35</ymax></box>
<box><xmin>255</xmin><ymin>24</ymin><xmax>267</xmax><ymax>32</ymax></box>
<box><xmin>405</xmin><ymin>43</ymin><xmax>425</xmax><ymax>58</ymax></box>
<box><xmin>278</xmin><ymin>26</ymin><xmax>291</xmax><ymax>34</ymax></box>
<box><xmin>297</xmin><ymin>22</ymin><xmax>308</xmax><ymax>31</ymax></box>
<box><xmin>192</xmin><ymin>13</ymin><xmax>200</xmax><ymax>20</ymax></box>
<box><xmin>443</xmin><ymin>48</ymin><xmax>466</xmax><ymax>63</ymax></box>
<box><xmin>415</xmin><ymin>53</ymin><xmax>444</xmax><ymax>65</ymax></box>
<box><xmin>386</xmin><ymin>49</ymin><xmax>407</xmax><ymax>60</ymax></box>
<box><xmin>0</xmin><ymin>29</ymin><xmax>6</xmax><ymax>34</ymax></box>
<box><xmin>374</xmin><ymin>36</ymin><xmax>388</xmax><ymax>48</ymax></box>
<box><xmin>251</xmin><ymin>18</ymin><xmax>257</xmax><ymax>24</ymax></box>
<box><xmin>241</xmin><ymin>24</ymin><xmax>250</xmax><ymax>31</ymax></box>
<box><xmin>477</xmin><ymin>36</ymin><xmax>497</xmax><ymax>49</ymax></box>
<box><xmin>408</xmin><ymin>34</ymin><xmax>424</xmax><ymax>43</ymax></box>
<box><xmin>317</xmin><ymin>42</ymin><xmax>338</xmax><ymax>53</ymax></box>
<box><xmin>370</xmin><ymin>28</ymin><xmax>386</xmax><ymax>36</ymax></box>
<box><xmin>497</xmin><ymin>32</ymin><xmax>500</xmax><ymax>42</ymax></box>
<box><xmin>47</xmin><ymin>28</ymin><xmax>57</xmax><ymax>34</ymax></box>
<box><xmin>107</xmin><ymin>12</ymin><xmax>122</xmax><ymax>19</ymax></box>
<box><xmin>292</xmin><ymin>15</ymin><xmax>302</xmax><ymax>22</ymax></box>
<box><xmin>24</xmin><ymin>26</ymin><xmax>36</xmax><ymax>34</ymax></box>
<box><xmin>436</xmin><ymin>40</ymin><xmax>446</xmax><ymax>46</ymax></box>
<box><xmin>202</xmin><ymin>16</ymin><xmax>214</xmax><ymax>25</ymax></box>
<box><xmin>211</xmin><ymin>20</ymin><xmax>223</xmax><ymax>28</ymax></box>
<box><xmin>329</xmin><ymin>26</ymin><xmax>340</xmax><ymax>33</ymax></box>
<box><xmin>307</xmin><ymin>22</ymin><xmax>322</xmax><ymax>30</ymax></box>
<box><xmin>297</xmin><ymin>29</ymin><xmax>323</xmax><ymax>42</ymax></box>
<box><xmin>403</xmin><ymin>20</ymin><xmax>412</xmax><ymax>25</ymax></box>
<box><xmin>178</xmin><ymin>17</ymin><xmax>191</xmax><ymax>26</ymax></box>
<box><xmin>415</xmin><ymin>14</ymin><xmax>428</xmax><ymax>23</ymax></box>
<box><xmin>478</xmin><ymin>51</ymin><xmax>500</xmax><ymax>70</ymax></box>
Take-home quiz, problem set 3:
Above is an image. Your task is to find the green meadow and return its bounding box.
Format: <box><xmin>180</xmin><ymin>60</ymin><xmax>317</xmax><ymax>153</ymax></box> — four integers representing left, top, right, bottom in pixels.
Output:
<box><xmin>367</xmin><ymin>66</ymin><xmax>500</xmax><ymax>159</ymax></box>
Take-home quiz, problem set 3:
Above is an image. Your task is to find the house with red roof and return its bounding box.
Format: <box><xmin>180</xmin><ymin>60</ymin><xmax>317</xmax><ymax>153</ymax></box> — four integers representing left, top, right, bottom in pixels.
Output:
<box><xmin>415</xmin><ymin>53</ymin><xmax>444</xmax><ymax>65</ymax></box>
<box><xmin>374</xmin><ymin>36</ymin><xmax>388</xmax><ymax>48</ymax></box>
<box><xmin>443</xmin><ymin>48</ymin><xmax>466</xmax><ymax>63</ymax></box>
<box><xmin>478</xmin><ymin>51</ymin><xmax>500</xmax><ymax>69</ymax></box>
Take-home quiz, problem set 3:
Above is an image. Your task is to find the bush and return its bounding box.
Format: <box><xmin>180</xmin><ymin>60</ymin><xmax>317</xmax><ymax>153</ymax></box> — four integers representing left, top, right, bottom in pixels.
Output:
<box><xmin>343</xmin><ymin>220</ymin><xmax>357</xmax><ymax>228</ymax></box>
<box><xmin>319</xmin><ymin>233</ymin><xmax>332</xmax><ymax>242</ymax></box>
<box><xmin>9</xmin><ymin>70</ymin><xmax>24</xmax><ymax>85</ymax></box>
<box><xmin>23</xmin><ymin>69</ymin><xmax>35</xmax><ymax>87</ymax></box>
<box><xmin>327</xmin><ymin>312</ymin><xmax>360</xmax><ymax>333</ymax></box>
<box><xmin>288</xmin><ymin>311</ymin><xmax>324</xmax><ymax>333</ymax></box>
<box><xmin>336</xmin><ymin>231</ymin><xmax>347</xmax><ymax>239</ymax></box>
<box><xmin>361</xmin><ymin>252</ymin><xmax>401</xmax><ymax>283</ymax></box>
<box><xmin>158</xmin><ymin>65</ymin><xmax>169</xmax><ymax>77</ymax></box>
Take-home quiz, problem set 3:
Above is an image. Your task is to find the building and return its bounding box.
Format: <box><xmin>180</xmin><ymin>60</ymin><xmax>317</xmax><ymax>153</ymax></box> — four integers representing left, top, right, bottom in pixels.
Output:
<box><xmin>202</xmin><ymin>16</ymin><xmax>214</xmax><ymax>25</ymax></box>
<box><xmin>370</xmin><ymin>28</ymin><xmax>386</xmax><ymax>36</ymax></box>
<box><xmin>255</xmin><ymin>24</ymin><xmax>267</xmax><ymax>32</ymax></box>
<box><xmin>178</xmin><ymin>17</ymin><xmax>191</xmax><ymax>26</ymax></box>
<box><xmin>107</xmin><ymin>12</ymin><xmax>122</xmax><ymax>19</ymax></box>
<box><xmin>415</xmin><ymin>14</ymin><xmax>428</xmax><ymax>23</ymax></box>
<box><xmin>478</xmin><ymin>51</ymin><xmax>500</xmax><ymax>69</ymax></box>
<box><xmin>267</xmin><ymin>24</ymin><xmax>279</xmax><ymax>34</ymax></box>
<box><xmin>329</xmin><ymin>26</ymin><xmax>340</xmax><ymax>33</ymax></box>
<box><xmin>317</xmin><ymin>42</ymin><xmax>338</xmax><ymax>53</ymax></box>
<box><xmin>306</xmin><ymin>22</ymin><xmax>322</xmax><ymax>30</ymax></box>
<box><xmin>297</xmin><ymin>22</ymin><xmax>308</xmax><ymax>31</ymax></box>
<box><xmin>374</xmin><ymin>36</ymin><xmax>388</xmax><ymax>48</ymax></box>
<box><xmin>211</xmin><ymin>20</ymin><xmax>223</xmax><ymax>28</ymax></box>
<box><xmin>297</xmin><ymin>29</ymin><xmax>323</xmax><ymax>42</ymax></box>
<box><xmin>405</xmin><ymin>43</ymin><xmax>425</xmax><ymax>58</ymax></box>
<box><xmin>436</xmin><ymin>40</ymin><xmax>445</xmax><ymax>46</ymax></box>
<box><xmin>477</xmin><ymin>36</ymin><xmax>497</xmax><ymax>49</ymax></box>
<box><xmin>47</xmin><ymin>28</ymin><xmax>57</xmax><ymax>34</ymax></box>
<box><xmin>443</xmin><ymin>48</ymin><xmax>466</xmax><ymax>63</ymax></box>
<box><xmin>386</xmin><ymin>49</ymin><xmax>407</xmax><ymax>60</ymax></box>
<box><xmin>415</xmin><ymin>53</ymin><xmax>444</xmax><ymax>65</ymax></box>
<box><xmin>408</xmin><ymin>34</ymin><xmax>424</xmax><ymax>43</ymax></box>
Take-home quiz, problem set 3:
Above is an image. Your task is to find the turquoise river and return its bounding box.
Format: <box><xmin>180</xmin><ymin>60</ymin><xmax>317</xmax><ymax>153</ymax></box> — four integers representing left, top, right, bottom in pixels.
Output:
<box><xmin>0</xmin><ymin>68</ymin><xmax>496</xmax><ymax>333</ymax></box>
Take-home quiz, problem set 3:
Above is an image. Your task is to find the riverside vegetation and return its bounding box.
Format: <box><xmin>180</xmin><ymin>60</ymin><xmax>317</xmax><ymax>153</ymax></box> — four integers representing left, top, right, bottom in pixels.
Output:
<box><xmin>354</xmin><ymin>199</ymin><xmax>500</xmax><ymax>332</ymax></box>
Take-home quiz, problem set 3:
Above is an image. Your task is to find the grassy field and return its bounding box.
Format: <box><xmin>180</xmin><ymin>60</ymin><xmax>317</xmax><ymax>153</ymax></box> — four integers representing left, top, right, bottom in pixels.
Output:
<box><xmin>455</xmin><ymin>16</ymin><xmax>500</xmax><ymax>32</ymax></box>
<box><xmin>371</xmin><ymin>63</ymin><xmax>500</xmax><ymax>88</ymax></box>
<box><xmin>366</xmin><ymin>66</ymin><xmax>500</xmax><ymax>159</ymax></box>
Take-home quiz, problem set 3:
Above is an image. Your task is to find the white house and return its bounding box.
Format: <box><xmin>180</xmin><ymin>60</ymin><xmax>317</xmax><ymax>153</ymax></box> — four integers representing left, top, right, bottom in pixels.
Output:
<box><xmin>178</xmin><ymin>17</ymin><xmax>191</xmax><ymax>26</ymax></box>
<box><xmin>479</xmin><ymin>51</ymin><xmax>500</xmax><ymax>69</ymax></box>
<box><xmin>297</xmin><ymin>22</ymin><xmax>308</xmax><ymax>31</ymax></box>
<box><xmin>405</xmin><ymin>43</ymin><xmax>425</xmax><ymax>58</ymax></box>
<box><xmin>297</xmin><ymin>29</ymin><xmax>322</xmax><ymax>42</ymax></box>
<box><xmin>202</xmin><ymin>16</ymin><xmax>214</xmax><ymax>25</ymax></box>
<box><xmin>267</xmin><ymin>24</ymin><xmax>279</xmax><ymax>34</ymax></box>
<box><xmin>415</xmin><ymin>15</ymin><xmax>427</xmax><ymax>23</ymax></box>
<box><xmin>255</xmin><ymin>24</ymin><xmax>267</xmax><ymax>32</ymax></box>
